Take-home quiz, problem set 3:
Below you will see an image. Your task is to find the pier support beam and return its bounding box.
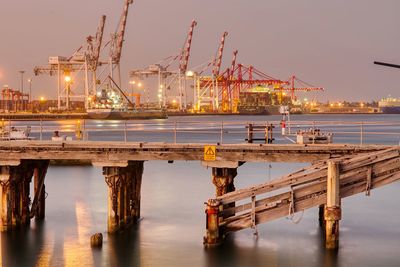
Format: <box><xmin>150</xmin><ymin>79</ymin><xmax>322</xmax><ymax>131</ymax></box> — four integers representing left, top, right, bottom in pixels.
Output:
<box><xmin>211</xmin><ymin>167</ymin><xmax>237</xmax><ymax>197</ymax></box>
<box><xmin>324</xmin><ymin>160</ymin><xmax>341</xmax><ymax>250</ymax></box>
<box><xmin>103</xmin><ymin>161</ymin><xmax>144</xmax><ymax>233</ymax></box>
<box><xmin>0</xmin><ymin>160</ymin><xmax>47</xmax><ymax>231</ymax></box>
<box><xmin>32</xmin><ymin>161</ymin><xmax>49</xmax><ymax>220</ymax></box>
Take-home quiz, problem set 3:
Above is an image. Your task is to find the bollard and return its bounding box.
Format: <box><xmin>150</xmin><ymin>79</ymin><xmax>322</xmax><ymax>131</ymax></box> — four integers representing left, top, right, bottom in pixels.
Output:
<box><xmin>204</xmin><ymin>199</ymin><xmax>221</xmax><ymax>247</ymax></box>
<box><xmin>76</xmin><ymin>120</ymin><xmax>82</xmax><ymax>140</ymax></box>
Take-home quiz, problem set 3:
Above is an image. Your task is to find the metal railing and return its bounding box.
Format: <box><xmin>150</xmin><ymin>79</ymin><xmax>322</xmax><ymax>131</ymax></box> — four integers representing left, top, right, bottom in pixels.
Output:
<box><xmin>1</xmin><ymin>119</ymin><xmax>399</xmax><ymax>145</ymax></box>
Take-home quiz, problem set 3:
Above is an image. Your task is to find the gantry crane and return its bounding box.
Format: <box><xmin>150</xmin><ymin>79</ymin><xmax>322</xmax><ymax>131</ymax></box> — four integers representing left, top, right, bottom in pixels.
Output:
<box><xmin>129</xmin><ymin>20</ymin><xmax>198</xmax><ymax>110</ymax></box>
<box><xmin>194</xmin><ymin>31</ymin><xmax>229</xmax><ymax>112</ymax></box>
<box><xmin>34</xmin><ymin>14</ymin><xmax>108</xmax><ymax>110</ymax></box>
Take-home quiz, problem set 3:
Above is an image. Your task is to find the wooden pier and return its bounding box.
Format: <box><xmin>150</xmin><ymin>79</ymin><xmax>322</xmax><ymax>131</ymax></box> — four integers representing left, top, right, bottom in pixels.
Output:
<box><xmin>0</xmin><ymin>140</ymin><xmax>398</xmax><ymax>250</ymax></box>
<box><xmin>204</xmin><ymin>147</ymin><xmax>400</xmax><ymax>249</ymax></box>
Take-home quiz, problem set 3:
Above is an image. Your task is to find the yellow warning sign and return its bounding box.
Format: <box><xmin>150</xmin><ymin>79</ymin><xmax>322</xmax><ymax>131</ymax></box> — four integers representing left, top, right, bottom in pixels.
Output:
<box><xmin>204</xmin><ymin>145</ymin><xmax>216</xmax><ymax>161</ymax></box>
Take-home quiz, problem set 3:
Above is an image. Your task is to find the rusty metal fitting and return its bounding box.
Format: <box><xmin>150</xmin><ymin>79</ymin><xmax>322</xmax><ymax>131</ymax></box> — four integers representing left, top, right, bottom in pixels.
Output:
<box><xmin>324</xmin><ymin>206</ymin><xmax>341</xmax><ymax>221</ymax></box>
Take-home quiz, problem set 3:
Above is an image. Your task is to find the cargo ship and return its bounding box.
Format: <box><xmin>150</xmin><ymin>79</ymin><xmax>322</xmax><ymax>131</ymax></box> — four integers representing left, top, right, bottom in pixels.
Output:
<box><xmin>86</xmin><ymin>108</ymin><xmax>167</xmax><ymax>120</ymax></box>
<box><xmin>378</xmin><ymin>97</ymin><xmax>400</xmax><ymax>114</ymax></box>
<box><xmin>87</xmin><ymin>86</ymin><xmax>167</xmax><ymax>120</ymax></box>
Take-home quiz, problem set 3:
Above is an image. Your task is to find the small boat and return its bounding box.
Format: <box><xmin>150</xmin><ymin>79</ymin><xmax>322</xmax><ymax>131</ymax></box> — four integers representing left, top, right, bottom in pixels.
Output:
<box><xmin>296</xmin><ymin>128</ymin><xmax>333</xmax><ymax>144</ymax></box>
<box><xmin>0</xmin><ymin>126</ymin><xmax>33</xmax><ymax>140</ymax></box>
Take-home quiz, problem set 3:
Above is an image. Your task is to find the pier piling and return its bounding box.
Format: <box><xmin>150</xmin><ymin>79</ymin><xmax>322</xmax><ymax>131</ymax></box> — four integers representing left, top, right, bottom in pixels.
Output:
<box><xmin>325</xmin><ymin>160</ymin><xmax>341</xmax><ymax>249</ymax></box>
<box><xmin>103</xmin><ymin>161</ymin><xmax>144</xmax><ymax>233</ymax></box>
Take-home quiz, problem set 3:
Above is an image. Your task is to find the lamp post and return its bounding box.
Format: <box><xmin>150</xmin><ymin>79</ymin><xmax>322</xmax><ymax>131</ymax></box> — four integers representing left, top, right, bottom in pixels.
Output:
<box><xmin>64</xmin><ymin>75</ymin><xmax>72</xmax><ymax>110</ymax></box>
<box><xmin>129</xmin><ymin>80</ymin><xmax>136</xmax><ymax>103</ymax></box>
<box><xmin>27</xmin><ymin>78</ymin><xmax>32</xmax><ymax>103</ymax></box>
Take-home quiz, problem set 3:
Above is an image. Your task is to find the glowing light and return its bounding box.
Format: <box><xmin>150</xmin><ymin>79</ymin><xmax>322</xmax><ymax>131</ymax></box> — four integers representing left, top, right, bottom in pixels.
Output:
<box><xmin>158</xmin><ymin>94</ymin><xmax>162</xmax><ymax>98</ymax></box>
<box><xmin>330</xmin><ymin>103</ymin><xmax>334</xmax><ymax>107</ymax></box>
<box><xmin>137</xmin><ymin>82</ymin><xmax>142</xmax><ymax>87</ymax></box>
<box><xmin>159</xmin><ymin>85</ymin><xmax>164</xmax><ymax>89</ymax></box>
<box><xmin>40</xmin><ymin>97</ymin><xmax>45</xmax><ymax>101</ymax></box>
<box><xmin>172</xmin><ymin>99</ymin><xmax>177</xmax><ymax>104</ymax></box>
<box><xmin>129</xmin><ymin>80</ymin><xmax>136</xmax><ymax>85</ymax></box>
<box><xmin>186</xmin><ymin>70</ymin><xmax>194</xmax><ymax>77</ymax></box>
<box><xmin>64</xmin><ymin>76</ymin><xmax>71</xmax><ymax>83</ymax></box>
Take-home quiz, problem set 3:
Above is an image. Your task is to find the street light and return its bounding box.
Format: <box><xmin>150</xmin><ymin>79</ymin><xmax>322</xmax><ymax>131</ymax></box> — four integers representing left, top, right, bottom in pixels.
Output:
<box><xmin>27</xmin><ymin>78</ymin><xmax>33</xmax><ymax>103</ymax></box>
<box><xmin>64</xmin><ymin>75</ymin><xmax>72</xmax><ymax>110</ymax></box>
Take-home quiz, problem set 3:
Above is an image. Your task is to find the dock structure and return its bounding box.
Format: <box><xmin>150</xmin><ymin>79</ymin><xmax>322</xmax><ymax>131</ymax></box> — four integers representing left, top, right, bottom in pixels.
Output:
<box><xmin>204</xmin><ymin>147</ymin><xmax>400</xmax><ymax>249</ymax></box>
<box><xmin>0</xmin><ymin>140</ymin><xmax>398</xmax><ymax>250</ymax></box>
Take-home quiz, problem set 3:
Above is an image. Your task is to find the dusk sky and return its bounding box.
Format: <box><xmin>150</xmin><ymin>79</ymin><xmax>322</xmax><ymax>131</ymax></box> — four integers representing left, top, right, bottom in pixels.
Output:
<box><xmin>1</xmin><ymin>0</ymin><xmax>400</xmax><ymax>102</ymax></box>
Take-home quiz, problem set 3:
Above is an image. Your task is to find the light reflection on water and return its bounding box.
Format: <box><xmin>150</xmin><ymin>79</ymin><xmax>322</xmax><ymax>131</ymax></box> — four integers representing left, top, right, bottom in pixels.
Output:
<box><xmin>0</xmin><ymin>115</ymin><xmax>400</xmax><ymax>267</ymax></box>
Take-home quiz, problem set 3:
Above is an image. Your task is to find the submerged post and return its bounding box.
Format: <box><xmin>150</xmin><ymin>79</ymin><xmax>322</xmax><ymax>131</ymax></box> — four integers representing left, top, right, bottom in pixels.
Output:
<box><xmin>324</xmin><ymin>160</ymin><xmax>341</xmax><ymax>249</ymax></box>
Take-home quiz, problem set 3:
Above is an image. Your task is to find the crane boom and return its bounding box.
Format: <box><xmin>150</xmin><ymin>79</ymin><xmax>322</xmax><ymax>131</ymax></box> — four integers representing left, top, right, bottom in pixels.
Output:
<box><xmin>112</xmin><ymin>0</ymin><xmax>134</xmax><ymax>64</ymax></box>
<box><xmin>93</xmin><ymin>15</ymin><xmax>106</xmax><ymax>70</ymax></box>
<box><xmin>179</xmin><ymin>20</ymin><xmax>197</xmax><ymax>74</ymax></box>
<box><xmin>229</xmin><ymin>50</ymin><xmax>238</xmax><ymax>79</ymax></box>
<box><xmin>212</xmin><ymin>31</ymin><xmax>228</xmax><ymax>77</ymax></box>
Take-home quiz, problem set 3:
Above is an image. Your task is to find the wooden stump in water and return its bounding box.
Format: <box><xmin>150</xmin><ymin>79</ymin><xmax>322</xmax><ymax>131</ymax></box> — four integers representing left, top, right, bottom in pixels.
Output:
<box><xmin>90</xmin><ymin>233</ymin><xmax>103</xmax><ymax>247</ymax></box>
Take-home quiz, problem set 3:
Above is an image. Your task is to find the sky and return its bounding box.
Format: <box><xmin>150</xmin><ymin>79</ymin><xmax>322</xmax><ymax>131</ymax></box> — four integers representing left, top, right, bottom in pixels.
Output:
<box><xmin>1</xmin><ymin>0</ymin><xmax>400</xmax><ymax>102</ymax></box>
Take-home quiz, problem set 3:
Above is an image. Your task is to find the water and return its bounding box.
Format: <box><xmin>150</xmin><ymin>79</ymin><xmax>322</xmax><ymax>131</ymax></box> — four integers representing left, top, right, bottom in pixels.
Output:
<box><xmin>1</xmin><ymin>114</ymin><xmax>400</xmax><ymax>267</ymax></box>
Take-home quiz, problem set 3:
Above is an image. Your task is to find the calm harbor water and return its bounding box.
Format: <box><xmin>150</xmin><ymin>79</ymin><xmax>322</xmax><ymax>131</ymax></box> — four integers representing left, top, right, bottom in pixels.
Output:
<box><xmin>1</xmin><ymin>114</ymin><xmax>400</xmax><ymax>267</ymax></box>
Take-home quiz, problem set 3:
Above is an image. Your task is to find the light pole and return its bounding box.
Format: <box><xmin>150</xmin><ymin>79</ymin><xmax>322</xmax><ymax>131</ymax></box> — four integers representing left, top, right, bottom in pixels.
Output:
<box><xmin>27</xmin><ymin>78</ymin><xmax>32</xmax><ymax>103</ymax></box>
<box><xmin>64</xmin><ymin>75</ymin><xmax>72</xmax><ymax>110</ymax></box>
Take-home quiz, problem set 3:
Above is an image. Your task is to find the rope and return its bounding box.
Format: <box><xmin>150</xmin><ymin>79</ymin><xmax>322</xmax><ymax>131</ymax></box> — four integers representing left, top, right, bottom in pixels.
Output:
<box><xmin>286</xmin><ymin>186</ymin><xmax>304</xmax><ymax>224</ymax></box>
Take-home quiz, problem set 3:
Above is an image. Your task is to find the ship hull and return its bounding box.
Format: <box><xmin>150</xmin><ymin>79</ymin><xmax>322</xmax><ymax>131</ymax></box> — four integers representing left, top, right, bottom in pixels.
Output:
<box><xmin>380</xmin><ymin>106</ymin><xmax>400</xmax><ymax>114</ymax></box>
<box><xmin>86</xmin><ymin>109</ymin><xmax>167</xmax><ymax>120</ymax></box>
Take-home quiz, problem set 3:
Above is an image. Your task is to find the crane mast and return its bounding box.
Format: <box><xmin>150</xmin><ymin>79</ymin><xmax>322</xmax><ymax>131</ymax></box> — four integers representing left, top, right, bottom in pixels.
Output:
<box><xmin>179</xmin><ymin>20</ymin><xmax>197</xmax><ymax>74</ymax></box>
<box><xmin>212</xmin><ymin>31</ymin><xmax>228</xmax><ymax>77</ymax></box>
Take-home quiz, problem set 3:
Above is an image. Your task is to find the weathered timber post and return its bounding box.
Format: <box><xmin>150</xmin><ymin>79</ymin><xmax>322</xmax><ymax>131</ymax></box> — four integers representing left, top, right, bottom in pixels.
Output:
<box><xmin>318</xmin><ymin>204</ymin><xmax>325</xmax><ymax>229</ymax></box>
<box><xmin>103</xmin><ymin>161</ymin><xmax>144</xmax><ymax>233</ymax></box>
<box><xmin>247</xmin><ymin>124</ymin><xmax>253</xmax><ymax>143</ymax></box>
<box><xmin>204</xmin><ymin>199</ymin><xmax>221</xmax><ymax>247</ymax></box>
<box><xmin>0</xmin><ymin>160</ymin><xmax>39</xmax><ymax>231</ymax></box>
<box><xmin>33</xmin><ymin>161</ymin><xmax>49</xmax><ymax>220</ymax></box>
<box><xmin>211</xmin><ymin>167</ymin><xmax>237</xmax><ymax>197</ymax></box>
<box><xmin>324</xmin><ymin>160</ymin><xmax>341</xmax><ymax>249</ymax></box>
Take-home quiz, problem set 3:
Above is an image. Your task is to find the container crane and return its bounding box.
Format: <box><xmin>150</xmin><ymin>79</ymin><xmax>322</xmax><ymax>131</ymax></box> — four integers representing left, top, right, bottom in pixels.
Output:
<box><xmin>178</xmin><ymin>20</ymin><xmax>197</xmax><ymax>109</ymax></box>
<box><xmin>212</xmin><ymin>31</ymin><xmax>228</xmax><ymax>77</ymax></box>
<box><xmin>109</xmin><ymin>0</ymin><xmax>134</xmax><ymax>86</ymax></box>
<box><xmin>33</xmin><ymin>14</ymin><xmax>108</xmax><ymax>110</ymax></box>
<box><xmin>179</xmin><ymin>20</ymin><xmax>197</xmax><ymax>75</ymax></box>
<box><xmin>281</xmin><ymin>75</ymin><xmax>324</xmax><ymax>103</ymax></box>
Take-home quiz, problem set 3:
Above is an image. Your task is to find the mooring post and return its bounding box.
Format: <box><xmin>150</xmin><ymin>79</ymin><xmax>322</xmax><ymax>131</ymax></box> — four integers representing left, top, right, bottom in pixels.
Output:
<box><xmin>204</xmin><ymin>199</ymin><xmax>221</xmax><ymax>247</ymax></box>
<box><xmin>325</xmin><ymin>160</ymin><xmax>341</xmax><ymax>249</ymax></box>
<box><xmin>247</xmin><ymin>123</ymin><xmax>253</xmax><ymax>143</ymax></box>
<box><xmin>103</xmin><ymin>161</ymin><xmax>144</xmax><ymax>233</ymax></box>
